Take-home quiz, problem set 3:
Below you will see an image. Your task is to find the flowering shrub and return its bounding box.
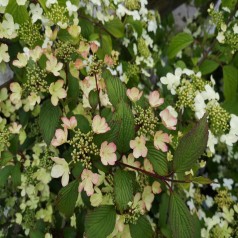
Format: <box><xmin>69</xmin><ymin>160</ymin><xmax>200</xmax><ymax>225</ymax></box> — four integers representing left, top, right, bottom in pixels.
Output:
<box><xmin>0</xmin><ymin>0</ymin><xmax>238</xmax><ymax>238</ymax></box>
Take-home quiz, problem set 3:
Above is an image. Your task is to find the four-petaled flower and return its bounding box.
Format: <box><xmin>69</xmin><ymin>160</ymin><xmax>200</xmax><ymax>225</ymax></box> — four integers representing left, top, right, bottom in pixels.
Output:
<box><xmin>10</xmin><ymin>82</ymin><xmax>22</xmax><ymax>104</ymax></box>
<box><xmin>61</xmin><ymin>116</ymin><xmax>77</xmax><ymax>130</ymax></box>
<box><xmin>130</xmin><ymin>136</ymin><xmax>148</xmax><ymax>158</ymax></box>
<box><xmin>49</xmin><ymin>80</ymin><xmax>67</xmax><ymax>106</ymax></box>
<box><xmin>148</xmin><ymin>91</ymin><xmax>164</xmax><ymax>108</ymax></box>
<box><xmin>100</xmin><ymin>141</ymin><xmax>117</xmax><ymax>165</ymax></box>
<box><xmin>159</xmin><ymin>106</ymin><xmax>178</xmax><ymax>130</ymax></box>
<box><xmin>51</xmin><ymin>127</ymin><xmax>68</xmax><ymax>147</ymax></box>
<box><xmin>154</xmin><ymin>130</ymin><xmax>170</xmax><ymax>152</ymax></box>
<box><xmin>51</xmin><ymin>157</ymin><xmax>70</xmax><ymax>187</ymax></box>
<box><xmin>79</xmin><ymin>169</ymin><xmax>99</xmax><ymax>196</ymax></box>
<box><xmin>126</xmin><ymin>87</ymin><xmax>143</xmax><ymax>102</ymax></box>
<box><xmin>46</xmin><ymin>55</ymin><xmax>63</xmax><ymax>76</ymax></box>
<box><xmin>92</xmin><ymin>115</ymin><xmax>110</xmax><ymax>134</ymax></box>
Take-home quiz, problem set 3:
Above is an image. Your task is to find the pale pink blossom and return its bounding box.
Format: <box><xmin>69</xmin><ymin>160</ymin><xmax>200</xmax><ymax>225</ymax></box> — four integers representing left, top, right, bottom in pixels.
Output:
<box><xmin>104</xmin><ymin>55</ymin><xmax>114</xmax><ymax>66</ymax></box>
<box><xmin>51</xmin><ymin>157</ymin><xmax>70</xmax><ymax>187</ymax></box>
<box><xmin>152</xmin><ymin>181</ymin><xmax>162</xmax><ymax>194</ymax></box>
<box><xmin>46</xmin><ymin>55</ymin><xmax>63</xmax><ymax>76</ymax></box>
<box><xmin>143</xmin><ymin>159</ymin><xmax>153</xmax><ymax>172</ymax></box>
<box><xmin>142</xmin><ymin>186</ymin><xmax>155</xmax><ymax>211</ymax></box>
<box><xmin>61</xmin><ymin>116</ymin><xmax>77</xmax><ymax>129</ymax></box>
<box><xmin>92</xmin><ymin>115</ymin><xmax>110</xmax><ymax>134</ymax></box>
<box><xmin>148</xmin><ymin>91</ymin><xmax>164</xmax><ymax>108</ymax></box>
<box><xmin>159</xmin><ymin>106</ymin><xmax>178</xmax><ymax>130</ymax></box>
<box><xmin>126</xmin><ymin>87</ymin><xmax>143</xmax><ymax>102</ymax></box>
<box><xmin>122</xmin><ymin>153</ymin><xmax>141</xmax><ymax>170</ymax></box>
<box><xmin>154</xmin><ymin>131</ymin><xmax>170</xmax><ymax>152</ymax></box>
<box><xmin>9</xmin><ymin>122</ymin><xmax>22</xmax><ymax>134</ymax></box>
<box><xmin>130</xmin><ymin>136</ymin><xmax>148</xmax><ymax>158</ymax></box>
<box><xmin>74</xmin><ymin>59</ymin><xmax>84</xmax><ymax>70</ymax></box>
<box><xmin>79</xmin><ymin>169</ymin><xmax>99</xmax><ymax>196</ymax></box>
<box><xmin>51</xmin><ymin>128</ymin><xmax>68</xmax><ymax>147</ymax></box>
<box><xmin>100</xmin><ymin>141</ymin><xmax>117</xmax><ymax>165</ymax></box>
<box><xmin>90</xmin><ymin>42</ymin><xmax>99</xmax><ymax>53</ymax></box>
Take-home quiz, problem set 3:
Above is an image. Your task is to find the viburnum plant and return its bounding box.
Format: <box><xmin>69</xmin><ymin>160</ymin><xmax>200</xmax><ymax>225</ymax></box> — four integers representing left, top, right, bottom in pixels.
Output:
<box><xmin>0</xmin><ymin>0</ymin><xmax>238</xmax><ymax>238</ymax></box>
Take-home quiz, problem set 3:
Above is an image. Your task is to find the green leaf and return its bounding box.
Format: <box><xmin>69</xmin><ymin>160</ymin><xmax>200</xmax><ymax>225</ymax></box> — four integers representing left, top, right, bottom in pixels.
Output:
<box><xmin>85</xmin><ymin>205</ymin><xmax>116</xmax><ymax>238</ymax></box>
<box><xmin>173</xmin><ymin>115</ymin><xmax>208</xmax><ymax>173</ymax></box>
<box><xmin>200</xmin><ymin>59</ymin><xmax>219</xmax><ymax>75</ymax></box>
<box><xmin>74</xmin><ymin>114</ymin><xmax>91</xmax><ymax>133</ymax></box>
<box><xmin>29</xmin><ymin>230</ymin><xmax>44</xmax><ymax>238</ymax></box>
<box><xmin>56</xmin><ymin>180</ymin><xmax>79</xmax><ymax>217</ymax></box>
<box><xmin>222</xmin><ymin>94</ymin><xmax>238</xmax><ymax>115</ymax></box>
<box><xmin>125</xmin><ymin>16</ymin><xmax>143</xmax><ymax>37</ymax></box>
<box><xmin>168</xmin><ymin>33</ymin><xmax>193</xmax><ymax>59</ymax></box>
<box><xmin>114</xmin><ymin>169</ymin><xmax>134</xmax><ymax>212</ymax></box>
<box><xmin>67</xmin><ymin>72</ymin><xmax>80</xmax><ymax>110</ymax></box>
<box><xmin>39</xmin><ymin>100</ymin><xmax>61</xmax><ymax>145</ymax></box>
<box><xmin>223</xmin><ymin>65</ymin><xmax>238</xmax><ymax>102</ymax></box>
<box><xmin>0</xmin><ymin>166</ymin><xmax>12</xmax><ymax>187</ymax></box>
<box><xmin>78</xmin><ymin>19</ymin><xmax>94</xmax><ymax>39</ymax></box>
<box><xmin>146</xmin><ymin>142</ymin><xmax>168</xmax><ymax>176</ymax></box>
<box><xmin>191</xmin><ymin>176</ymin><xmax>213</xmax><ymax>185</ymax></box>
<box><xmin>129</xmin><ymin>215</ymin><xmax>153</xmax><ymax>238</ymax></box>
<box><xmin>11</xmin><ymin>163</ymin><xmax>21</xmax><ymax>187</ymax></box>
<box><xmin>0</xmin><ymin>151</ymin><xmax>13</xmax><ymax>166</ymax></box>
<box><xmin>96</xmin><ymin>34</ymin><xmax>112</xmax><ymax>59</ymax></box>
<box><xmin>103</xmin><ymin>70</ymin><xmax>128</xmax><ymax>107</ymax></box>
<box><xmin>104</xmin><ymin>18</ymin><xmax>124</xmax><ymax>38</ymax></box>
<box><xmin>88</xmin><ymin>90</ymin><xmax>99</xmax><ymax>110</ymax></box>
<box><xmin>169</xmin><ymin>193</ymin><xmax>196</xmax><ymax>238</ymax></box>
<box><xmin>5</xmin><ymin>0</ymin><xmax>29</xmax><ymax>24</ymax></box>
<box><xmin>222</xmin><ymin>0</ymin><xmax>237</xmax><ymax>9</ymax></box>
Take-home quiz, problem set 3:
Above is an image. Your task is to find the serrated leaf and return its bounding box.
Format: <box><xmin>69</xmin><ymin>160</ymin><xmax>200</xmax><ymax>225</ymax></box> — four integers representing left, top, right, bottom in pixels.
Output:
<box><xmin>56</xmin><ymin>180</ymin><xmax>79</xmax><ymax>217</ymax></box>
<box><xmin>146</xmin><ymin>142</ymin><xmax>168</xmax><ymax>176</ymax></box>
<box><xmin>103</xmin><ymin>70</ymin><xmax>128</xmax><ymax>107</ymax></box>
<box><xmin>39</xmin><ymin>100</ymin><xmax>61</xmax><ymax>145</ymax></box>
<box><xmin>191</xmin><ymin>176</ymin><xmax>213</xmax><ymax>185</ymax></box>
<box><xmin>129</xmin><ymin>215</ymin><xmax>153</xmax><ymax>238</ymax></box>
<box><xmin>85</xmin><ymin>205</ymin><xmax>116</xmax><ymax>238</ymax></box>
<box><xmin>223</xmin><ymin>65</ymin><xmax>238</xmax><ymax>102</ymax></box>
<box><xmin>114</xmin><ymin>169</ymin><xmax>134</xmax><ymax>212</ymax></box>
<box><xmin>168</xmin><ymin>32</ymin><xmax>193</xmax><ymax>59</ymax></box>
<box><xmin>169</xmin><ymin>194</ymin><xmax>196</xmax><ymax>238</ymax></box>
<box><xmin>104</xmin><ymin>18</ymin><xmax>124</xmax><ymax>38</ymax></box>
<box><xmin>200</xmin><ymin>59</ymin><xmax>219</xmax><ymax>75</ymax></box>
<box><xmin>173</xmin><ymin>115</ymin><xmax>208</xmax><ymax>173</ymax></box>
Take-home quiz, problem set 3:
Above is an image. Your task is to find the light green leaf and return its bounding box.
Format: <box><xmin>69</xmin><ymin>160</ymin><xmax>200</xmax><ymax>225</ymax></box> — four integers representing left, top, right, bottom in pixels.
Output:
<box><xmin>173</xmin><ymin>115</ymin><xmax>208</xmax><ymax>173</ymax></box>
<box><xmin>85</xmin><ymin>205</ymin><xmax>116</xmax><ymax>238</ymax></box>
<box><xmin>168</xmin><ymin>32</ymin><xmax>193</xmax><ymax>59</ymax></box>
<box><xmin>146</xmin><ymin>142</ymin><xmax>168</xmax><ymax>176</ymax></box>
<box><xmin>56</xmin><ymin>180</ymin><xmax>79</xmax><ymax>217</ymax></box>
<box><xmin>200</xmin><ymin>59</ymin><xmax>219</xmax><ymax>75</ymax></box>
<box><xmin>125</xmin><ymin>16</ymin><xmax>143</xmax><ymax>37</ymax></box>
<box><xmin>11</xmin><ymin>163</ymin><xmax>21</xmax><ymax>187</ymax></box>
<box><xmin>114</xmin><ymin>169</ymin><xmax>134</xmax><ymax>212</ymax></box>
<box><xmin>191</xmin><ymin>176</ymin><xmax>213</xmax><ymax>185</ymax></box>
<box><xmin>104</xmin><ymin>18</ymin><xmax>124</xmax><ymax>38</ymax></box>
<box><xmin>223</xmin><ymin>65</ymin><xmax>238</xmax><ymax>102</ymax></box>
<box><xmin>129</xmin><ymin>215</ymin><xmax>153</xmax><ymax>238</ymax></box>
<box><xmin>96</xmin><ymin>34</ymin><xmax>112</xmax><ymax>59</ymax></box>
<box><xmin>39</xmin><ymin>100</ymin><xmax>61</xmax><ymax>145</ymax></box>
<box><xmin>0</xmin><ymin>151</ymin><xmax>13</xmax><ymax>166</ymax></box>
<box><xmin>169</xmin><ymin>193</ymin><xmax>197</xmax><ymax>238</ymax></box>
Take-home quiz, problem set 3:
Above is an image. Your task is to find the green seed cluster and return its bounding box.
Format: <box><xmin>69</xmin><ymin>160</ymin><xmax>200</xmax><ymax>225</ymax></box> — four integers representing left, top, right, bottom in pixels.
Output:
<box><xmin>124</xmin><ymin>205</ymin><xmax>142</xmax><ymax>224</ymax></box>
<box><xmin>126</xmin><ymin>63</ymin><xmax>139</xmax><ymax>80</ymax></box>
<box><xmin>88</xmin><ymin>56</ymin><xmax>104</xmax><ymax>76</ymax></box>
<box><xmin>18</xmin><ymin>21</ymin><xmax>43</xmax><ymax>48</ymax></box>
<box><xmin>69</xmin><ymin>129</ymin><xmax>99</xmax><ymax>169</ymax></box>
<box><xmin>134</xmin><ymin>106</ymin><xmax>158</xmax><ymax>137</ymax></box>
<box><xmin>191</xmin><ymin>75</ymin><xmax>208</xmax><ymax>91</ymax></box>
<box><xmin>207</xmin><ymin>104</ymin><xmax>230</xmax><ymax>136</ymax></box>
<box><xmin>194</xmin><ymin>189</ymin><xmax>205</xmax><ymax>206</ymax></box>
<box><xmin>138</xmin><ymin>38</ymin><xmax>150</xmax><ymax>58</ymax></box>
<box><xmin>24</xmin><ymin>64</ymin><xmax>48</xmax><ymax>94</ymax></box>
<box><xmin>0</xmin><ymin>128</ymin><xmax>10</xmax><ymax>147</ymax></box>
<box><xmin>125</xmin><ymin>0</ymin><xmax>140</xmax><ymax>10</ymax></box>
<box><xmin>55</xmin><ymin>41</ymin><xmax>76</xmax><ymax>63</ymax></box>
<box><xmin>214</xmin><ymin>189</ymin><xmax>233</xmax><ymax>209</ymax></box>
<box><xmin>46</xmin><ymin>4</ymin><xmax>67</xmax><ymax>25</ymax></box>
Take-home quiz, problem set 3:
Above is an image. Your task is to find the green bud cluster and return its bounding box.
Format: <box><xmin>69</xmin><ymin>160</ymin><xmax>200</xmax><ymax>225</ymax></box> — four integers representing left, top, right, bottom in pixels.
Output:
<box><xmin>40</xmin><ymin>150</ymin><xmax>54</xmax><ymax>169</ymax></box>
<box><xmin>134</xmin><ymin>106</ymin><xmax>158</xmax><ymax>137</ymax></box>
<box><xmin>24</xmin><ymin>208</ymin><xmax>36</xmax><ymax>229</ymax></box>
<box><xmin>207</xmin><ymin>103</ymin><xmax>230</xmax><ymax>136</ymax></box>
<box><xmin>126</xmin><ymin>63</ymin><xmax>139</xmax><ymax>79</ymax></box>
<box><xmin>194</xmin><ymin>189</ymin><xmax>205</xmax><ymax>206</ymax></box>
<box><xmin>25</xmin><ymin>166</ymin><xmax>36</xmax><ymax>184</ymax></box>
<box><xmin>191</xmin><ymin>75</ymin><xmax>207</xmax><ymax>91</ymax></box>
<box><xmin>55</xmin><ymin>41</ymin><xmax>76</xmax><ymax>63</ymax></box>
<box><xmin>88</xmin><ymin>56</ymin><xmax>104</xmax><ymax>76</ymax></box>
<box><xmin>69</xmin><ymin>129</ymin><xmax>99</xmax><ymax>169</ymax></box>
<box><xmin>46</xmin><ymin>4</ymin><xmax>68</xmax><ymax>25</ymax></box>
<box><xmin>209</xmin><ymin>9</ymin><xmax>224</xmax><ymax>29</ymax></box>
<box><xmin>214</xmin><ymin>189</ymin><xmax>233</xmax><ymax>209</ymax></box>
<box><xmin>24</xmin><ymin>64</ymin><xmax>48</xmax><ymax>94</ymax></box>
<box><xmin>124</xmin><ymin>205</ymin><xmax>142</xmax><ymax>224</ymax></box>
<box><xmin>28</xmin><ymin>121</ymin><xmax>41</xmax><ymax>138</ymax></box>
<box><xmin>125</xmin><ymin>0</ymin><xmax>140</xmax><ymax>10</ymax></box>
<box><xmin>18</xmin><ymin>21</ymin><xmax>43</xmax><ymax>48</ymax></box>
<box><xmin>138</xmin><ymin>38</ymin><xmax>150</xmax><ymax>58</ymax></box>
<box><xmin>0</xmin><ymin>128</ymin><xmax>10</xmax><ymax>148</ymax></box>
<box><xmin>210</xmin><ymin>224</ymin><xmax>232</xmax><ymax>238</ymax></box>
<box><xmin>226</xmin><ymin>32</ymin><xmax>238</xmax><ymax>52</ymax></box>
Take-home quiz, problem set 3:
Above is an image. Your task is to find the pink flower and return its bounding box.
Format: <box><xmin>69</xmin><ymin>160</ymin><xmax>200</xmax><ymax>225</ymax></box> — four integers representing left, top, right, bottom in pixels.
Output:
<box><xmin>154</xmin><ymin>131</ymin><xmax>170</xmax><ymax>152</ymax></box>
<box><xmin>122</xmin><ymin>153</ymin><xmax>141</xmax><ymax>170</ymax></box>
<box><xmin>79</xmin><ymin>169</ymin><xmax>99</xmax><ymax>196</ymax></box>
<box><xmin>148</xmin><ymin>91</ymin><xmax>164</xmax><ymax>108</ymax></box>
<box><xmin>152</xmin><ymin>181</ymin><xmax>162</xmax><ymax>194</ymax></box>
<box><xmin>51</xmin><ymin>128</ymin><xmax>68</xmax><ymax>147</ymax></box>
<box><xmin>126</xmin><ymin>87</ymin><xmax>143</xmax><ymax>102</ymax></box>
<box><xmin>90</xmin><ymin>42</ymin><xmax>99</xmax><ymax>53</ymax></box>
<box><xmin>130</xmin><ymin>136</ymin><xmax>148</xmax><ymax>158</ymax></box>
<box><xmin>159</xmin><ymin>106</ymin><xmax>178</xmax><ymax>130</ymax></box>
<box><xmin>100</xmin><ymin>141</ymin><xmax>117</xmax><ymax>165</ymax></box>
<box><xmin>92</xmin><ymin>115</ymin><xmax>110</xmax><ymax>134</ymax></box>
<box><xmin>104</xmin><ymin>55</ymin><xmax>114</xmax><ymax>66</ymax></box>
<box><xmin>61</xmin><ymin>116</ymin><xmax>77</xmax><ymax>129</ymax></box>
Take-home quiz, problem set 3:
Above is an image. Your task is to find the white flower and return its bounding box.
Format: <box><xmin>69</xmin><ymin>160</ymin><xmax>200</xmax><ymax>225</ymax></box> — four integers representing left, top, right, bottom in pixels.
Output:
<box><xmin>201</xmin><ymin>84</ymin><xmax>219</xmax><ymax>101</ymax></box>
<box><xmin>0</xmin><ymin>0</ymin><xmax>9</xmax><ymax>7</ymax></box>
<box><xmin>13</xmin><ymin>52</ymin><xmax>28</xmax><ymax>68</ymax></box>
<box><xmin>223</xmin><ymin>178</ymin><xmax>233</xmax><ymax>190</ymax></box>
<box><xmin>16</xmin><ymin>0</ymin><xmax>27</xmax><ymax>5</ymax></box>
<box><xmin>220</xmin><ymin>133</ymin><xmax>238</xmax><ymax>146</ymax></box>
<box><xmin>147</xmin><ymin>20</ymin><xmax>157</xmax><ymax>33</ymax></box>
<box><xmin>46</xmin><ymin>55</ymin><xmax>63</xmax><ymax>76</ymax></box>
<box><xmin>211</xmin><ymin>178</ymin><xmax>220</xmax><ymax>190</ymax></box>
<box><xmin>0</xmin><ymin>44</ymin><xmax>10</xmax><ymax>63</ymax></box>
<box><xmin>29</xmin><ymin>3</ymin><xmax>43</xmax><ymax>23</ymax></box>
<box><xmin>0</xmin><ymin>13</ymin><xmax>19</xmax><ymax>39</ymax></box>
<box><xmin>66</xmin><ymin>1</ymin><xmax>78</xmax><ymax>16</ymax></box>
<box><xmin>92</xmin><ymin>115</ymin><xmax>110</xmax><ymax>134</ymax></box>
<box><xmin>205</xmin><ymin>195</ymin><xmax>214</xmax><ymax>208</ymax></box>
<box><xmin>233</xmin><ymin>24</ymin><xmax>238</xmax><ymax>34</ymax></box>
<box><xmin>194</xmin><ymin>93</ymin><xmax>206</xmax><ymax>119</ymax></box>
<box><xmin>49</xmin><ymin>80</ymin><xmax>67</xmax><ymax>106</ymax></box>
<box><xmin>230</xmin><ymin>114</ymin><xmax>238</xmax><ymax>135</ymax></box>
<box><xmin>9</xmin><ymin>122</ymin><xmax>22</xmax><ymax>134</ymax></box>
<box><xmin>207</xmin><ymin>130</ymin><xmax>218</xmax><ymax>154</ymax></box>
<box><xmin>51</xmin><ymin>157</ymin><xmax>70</xmax><ymax>187</ymax></box>
<box><xmin>217</xmin><ymin>32</ymin><xmax>225</xmax><ymax>43</ymax></box>
<box><xmin>46</xmin><ymin>0</ymin><xmax>57</xmax><ymax>8</ymax></box>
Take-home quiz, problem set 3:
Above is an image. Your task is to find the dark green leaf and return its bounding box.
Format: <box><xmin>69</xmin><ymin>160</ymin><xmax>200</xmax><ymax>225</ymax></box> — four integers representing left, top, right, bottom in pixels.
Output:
<box><xmin>85</xmin><ymin>205</ymin><xmax>116</xmax><ymax>238</ymax></box>
<box><xmin>89</xmin><ymin>90</ymin><xmax>99</xmax><ymax>110</ymax></box>
<box><xmin>168</xmin><ymin>33</ymin><xmax>193</xmax><ymax>59</ymax></box>
<box><xmin>104</xmin><ymin>18</ymin><xmax>124</xmax><ymax>38</ymax></box>
<box><xmin>200</xmin><ymin>59</ymin><xmax>219</xmax><ymax>75</ymax></box>
<box><xmin>68</xmin><ymin>72</ymin><xmax>80</xmax><ymax>110</ymax></box>
<box><xmin>0</xmin><ymin>151</ymin><xmax>13</xmax><ymax>166</ymax></box>
<box><xmin>74</xmin><ymin>114</ymin><xmax>91</xmax><ymax>133</ymax></box>
<box><xmin>39</xmin><ymin>100</ymin><xmax>61</xmax><ymax>145</ymax></box>
<box><xmin>173</xmin><ymin>115</ymin><xmax>208</xmax><ymax>173</ymax></box>
<box><xmin>0</xmin><ymin>165</ymin><xmax>12</xmax><ymax>187</ymax></box>
<box><xmin>11</xmin><ymin>163</ymin><xmax>21</xmax><ymax>187</ymax></box>
<box><xmin>29</xmin><ymin>230</ymin><xmax>44</xmax><ymax>238</ymax></box>
<box><xmin>78</xmin><ymin>19</ymin><xmax>94</xmax><ymax>39</ymax></box>
<box><xmin>56</xmin><ymin>180</ymin><xmax>79</xmax><ymax>217</ymax></box>
<box><xmin>129</xmin><ymin>215</ymin><xmax>153</xmax><ymax>238</ymax></box>
<box><xmin>96</xmin><ymin>34</ymin><xmax>112</xmax><ymax>59</ymax></box>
